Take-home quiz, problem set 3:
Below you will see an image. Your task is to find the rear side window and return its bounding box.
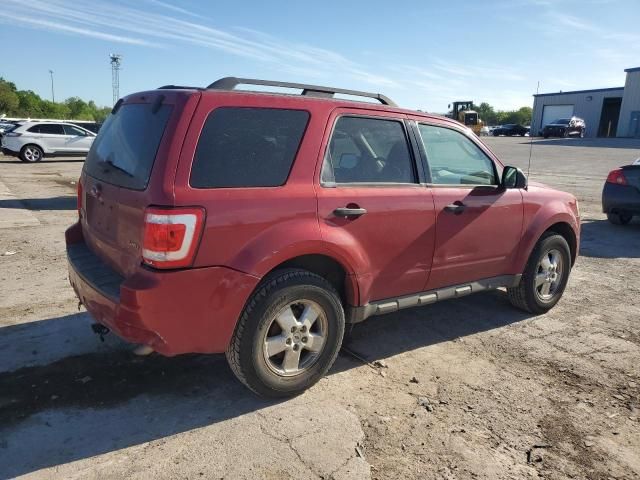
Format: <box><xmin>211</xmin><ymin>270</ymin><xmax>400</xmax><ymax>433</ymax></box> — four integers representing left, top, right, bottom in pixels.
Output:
<box><xmin>84</xmin><ymin>103</ymin><xmax>172</xmax><ymax>190</ymax></box>
<box><xmin>321</xmin><ymin>116</ymin><xmax>416</xmax><ymax>184</ymax></box>
<box><xmin>190</xmin><ymin>108</ymin><xmax>309</xmax><ymax>188</ymax></box>
<box><xmin>29</xmin><ymin>124</ymin><xmax>65</xmax><ymax>135</ymax></box>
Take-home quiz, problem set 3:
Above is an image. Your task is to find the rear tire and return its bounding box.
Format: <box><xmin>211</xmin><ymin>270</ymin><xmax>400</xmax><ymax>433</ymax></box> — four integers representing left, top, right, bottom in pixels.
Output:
<box><xmin>20</xmin><ymin>145</ymin><xmax>43</xmax><ymax>162</ymax></box>
<box><xmin>508</xmin><ymin>233</ymin><xmax>571</xmax><ymax>314</ymax></box>
<box><xmin>607</xmin><ymin>212</ymin><xmax>632</xmax><ymax>225</ymax></box>
<box><xmin>226</xmin><ymin>268</ymin><xmax>345</xmax><ymax>397</ymax></box>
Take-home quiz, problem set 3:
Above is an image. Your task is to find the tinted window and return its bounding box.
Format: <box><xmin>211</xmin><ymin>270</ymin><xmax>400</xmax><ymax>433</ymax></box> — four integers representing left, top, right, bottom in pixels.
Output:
<box><xmin>321</xmin><ymin>116</ymin><xmax>416</xmax><ymax>184</ymax></box>
<box><xmin>63</xmin><ymin>125</ymin><xmax>87</xmax><ymax>136</ymax></box>
<box><xmin>38</xmin><ymin>123</ymin><xmax>65</xmax><ymax>135</ymax></box>
<box><xmin>191</xmin><ymin>108</ymin><xmax>309</xmax><ymax>188</ymax></box>
<box><xmin>418</xmin><ymin>124</ymin><xmax>497</xmax><ymax>185</ymax></box>
<box><xmin>84</xmin><ymin>103</ymin><xmax>172</xmax><ymax>190</ymax></box>
<box><xmin>27</xmin><ymin>125</ymin><xmax>41</xmax><ymax>133</ymax></box>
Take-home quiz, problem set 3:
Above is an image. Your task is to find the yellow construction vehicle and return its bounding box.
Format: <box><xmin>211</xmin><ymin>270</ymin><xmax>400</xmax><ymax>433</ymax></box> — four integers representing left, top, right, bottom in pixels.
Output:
<box><xmin>448</xmin><ymin>101</ymin><xmax>484</xmax><ymax>135</ymax></box>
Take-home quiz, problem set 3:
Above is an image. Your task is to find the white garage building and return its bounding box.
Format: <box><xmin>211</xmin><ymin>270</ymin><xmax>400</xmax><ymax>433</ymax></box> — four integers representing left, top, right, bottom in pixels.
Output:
<box><xmin>531</xmin><ymin>66</ymin><xmax>640</xmax><ymax>138</ymax></box>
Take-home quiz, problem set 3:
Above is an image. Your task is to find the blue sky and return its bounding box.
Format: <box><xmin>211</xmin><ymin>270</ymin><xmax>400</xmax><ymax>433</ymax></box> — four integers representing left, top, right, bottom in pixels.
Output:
<box><xmin>1</xmin><ymin>0</ymin><xmax>639</xmax><ymax>112</ymax></box>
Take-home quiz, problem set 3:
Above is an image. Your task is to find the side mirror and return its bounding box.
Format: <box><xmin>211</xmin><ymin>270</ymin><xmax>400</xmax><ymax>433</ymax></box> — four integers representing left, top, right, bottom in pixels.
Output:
<box><xmin>502</xmin><ymin>166</ymin><xmax>527</xmax><ymax>189</ymax></box>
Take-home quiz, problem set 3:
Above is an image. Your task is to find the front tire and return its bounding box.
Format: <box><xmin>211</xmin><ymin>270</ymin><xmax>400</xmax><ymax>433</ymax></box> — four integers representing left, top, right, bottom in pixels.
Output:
<box><xmin>508</xmin><ymin>233</ymin><xmax>571</xmax><ymax>314</ymax></box>
<box><xmin>226</xmin><ymin>269</ymin><xmax>345</xmax><ymax>397</ymax></box>
<box><xmin>20</xmin><ymin>145</ymin><xmax>43</xmax><ymax>162</ymax></box>
<box><xmin>607</xmin><ymin>212</ymin><xmax>632</xmax><ymax>225</ymax></box>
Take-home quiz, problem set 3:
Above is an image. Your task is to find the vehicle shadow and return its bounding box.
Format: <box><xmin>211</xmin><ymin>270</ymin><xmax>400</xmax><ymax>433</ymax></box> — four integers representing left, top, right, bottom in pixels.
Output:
<box><xmin>522</xmin><ymin>138</ymin><xmax>640</xmax><ymax>150</ymax></box>
<box><xmin>0</xmin><ymin>157</ymin><xmax>85</xmax><ymax>164</ymax></box>
<box><xmin>0</xmin><ymin>290</ymin><xmax>532</xmax><ymax>477</ymax></box>
<box><xmin>0</xmin><ymin>196</ymin><xmax>76</xmax><ymax>211</ymax></box>
<box><xmin>579</xmin><ymin>219</ymin><xmax>640</xmax><ymax>258</ymax></box>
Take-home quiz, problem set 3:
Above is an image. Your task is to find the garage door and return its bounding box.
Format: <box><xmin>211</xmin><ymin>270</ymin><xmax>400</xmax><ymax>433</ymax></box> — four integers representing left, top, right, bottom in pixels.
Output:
<box><xmin>541</xmin><ymin>105</ymin><xmax>574</xmax><ymax>128</ymax></box>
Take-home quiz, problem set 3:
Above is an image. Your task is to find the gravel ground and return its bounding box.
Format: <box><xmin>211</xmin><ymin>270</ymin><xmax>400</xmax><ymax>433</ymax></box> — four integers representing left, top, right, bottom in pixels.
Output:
<box><xmin>0</xmin><ymin>137</ymin><xmax>639</xmax><ymax>480</ymax></box>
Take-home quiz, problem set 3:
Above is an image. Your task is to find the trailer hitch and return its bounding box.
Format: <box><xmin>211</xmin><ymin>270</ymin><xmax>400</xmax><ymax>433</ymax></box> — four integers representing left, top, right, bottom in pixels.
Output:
<box><xmin>91</xmin><ymin>323</ymin><xmax>110</xmax><ymax>342</ymax></box>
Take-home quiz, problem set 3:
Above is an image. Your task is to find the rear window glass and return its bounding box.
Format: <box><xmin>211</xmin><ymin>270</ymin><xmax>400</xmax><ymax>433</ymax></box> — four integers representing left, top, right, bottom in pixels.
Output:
<box><xmin>190</xmin><ymin>107</ymin><xmax>309</xmax><ymax>188</ymax></box>
<box><xmin>84</xmin><ymin>103</ymin><xmax>172</xmax><ymax>190</ymax></box>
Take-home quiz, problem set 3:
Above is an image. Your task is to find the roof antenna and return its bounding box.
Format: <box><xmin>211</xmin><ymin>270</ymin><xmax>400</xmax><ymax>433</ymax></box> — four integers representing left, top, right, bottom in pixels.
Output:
<box><xmin>527</xmin><ymin>81</ymin><xmax>540</xmax><ymax>181</ymax></box>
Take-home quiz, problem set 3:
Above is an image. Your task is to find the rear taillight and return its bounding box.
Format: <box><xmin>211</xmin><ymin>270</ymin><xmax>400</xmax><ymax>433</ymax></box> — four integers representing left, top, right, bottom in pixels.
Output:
<box><xmin>77</xmin><ymin>180</ymin><xmax>83</xmax><ymax>218</ymax></box>
<box><xmin>606</xmin><ymin>168</ymin><xmax>628</xmax><ymax>185</ymax></box>
<box><xmin>142</xmin><ymin>207</ymin><xmax>205</xmax><ymax>269</ymax></box>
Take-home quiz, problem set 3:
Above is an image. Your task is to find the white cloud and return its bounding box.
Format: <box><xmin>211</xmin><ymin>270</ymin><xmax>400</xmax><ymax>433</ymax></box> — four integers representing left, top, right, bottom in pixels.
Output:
<box><xmin>3</xmin><ymin>0</ymin><xmax>397</xmax><ymax>90</ymax></box>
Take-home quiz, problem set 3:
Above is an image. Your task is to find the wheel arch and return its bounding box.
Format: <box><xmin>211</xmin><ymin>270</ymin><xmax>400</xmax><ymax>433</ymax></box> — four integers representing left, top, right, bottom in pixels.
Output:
<box><xmin>259</xmin><ymin>253</ymin><xmax>359</xmax><ymax>309</ymax></box>
<box><xmin>545</xmin><ymin>221</ymin><xmax>577</xmax><ymax>265</ymax></box>
<box><xmin>515</xmin><ymin>208</ymin><xmax>580</xmax><ymax>273</ymax></box>
<box><xmin>20</xmin><ymin>143</ymin><xmax>46</xmax><ymax>157</ymax></box>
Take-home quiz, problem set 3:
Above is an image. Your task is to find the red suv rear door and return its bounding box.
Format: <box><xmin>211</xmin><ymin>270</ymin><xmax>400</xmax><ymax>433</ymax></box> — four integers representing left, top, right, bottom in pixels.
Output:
<box><xmin>411</xmin><ymin>119</ymin><xmax>524</xmax><ymax>290</ymax></box>
<box><xmin>315</xmin><ymin>108</ymin><xmax>436</xmax><ymax>304</ymax></box>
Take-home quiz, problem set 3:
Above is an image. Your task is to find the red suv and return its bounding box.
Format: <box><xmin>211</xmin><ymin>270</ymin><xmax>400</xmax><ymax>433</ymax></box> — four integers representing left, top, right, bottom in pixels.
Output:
<box><xmin>66</xmin><ymin>78</ymin><xmax>580</xmax><ymax>397</ymax></box>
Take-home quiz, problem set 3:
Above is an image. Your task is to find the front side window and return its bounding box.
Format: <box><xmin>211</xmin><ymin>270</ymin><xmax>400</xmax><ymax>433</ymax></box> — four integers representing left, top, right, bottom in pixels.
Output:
<box><xmin>190</xmin><ymin>108</ymin><xmax>309</xmax><ymax>188</ymax></box>
<box><xmin>418</xmin><ymin>124</ymin><xmax>497</xmax><ymax>185</ymax></box>
<box><xmin>321</xmin><ymin>116</ymin><xmax>416</xmax><ymax>184</ymax></box>
<box><xmin>63</xmin><ymin>125</ymin><xmax>87</xmax><ymax>136</ymax></box>
<box><xmin>38</xmin><ymin>123</ymin><xmax>65</xmax><ymax>135</ymax></box>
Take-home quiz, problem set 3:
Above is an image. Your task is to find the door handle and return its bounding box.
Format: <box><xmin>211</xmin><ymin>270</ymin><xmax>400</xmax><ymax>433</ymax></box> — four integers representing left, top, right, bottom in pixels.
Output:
<box><xmin>444</xmin><ymin>201</ymin><xmax>466</xmax><ymax>214</ymax></box>
<box><xmin>334</xmin><ymin>207</ymin><xmax>367</xmax><ymax>218</ymax></box>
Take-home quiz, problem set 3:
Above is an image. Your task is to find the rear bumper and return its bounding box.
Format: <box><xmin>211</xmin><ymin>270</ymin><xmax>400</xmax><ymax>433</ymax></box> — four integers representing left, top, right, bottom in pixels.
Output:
<box><xmin>66</xmin><ymin>223</ymin><xmax>260</xmax><ymax>356</ymax></box>
<box><xmin>602</xmin><ymin>182</ymin><xmax>640</xmax><ymax>214</ymax></box>
<box><xmin>1</xmin><ymin>147</ymin><xmax>19</xmax><ymax>157</ymax></box>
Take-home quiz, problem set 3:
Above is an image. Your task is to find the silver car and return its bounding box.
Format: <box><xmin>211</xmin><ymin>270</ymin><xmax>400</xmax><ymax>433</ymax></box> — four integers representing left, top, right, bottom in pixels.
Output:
<box><xmin>1</xmin><ymin>121</ymin><xmax>96</xmax><ymax>162</ymax></box>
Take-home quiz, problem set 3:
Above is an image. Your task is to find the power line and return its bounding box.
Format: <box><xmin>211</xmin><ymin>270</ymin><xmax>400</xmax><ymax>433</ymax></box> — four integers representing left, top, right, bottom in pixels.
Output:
<box><xmin>110</xmin><ymin>54</ymin><xmax>123</xmax><ymax>106</ymax></box>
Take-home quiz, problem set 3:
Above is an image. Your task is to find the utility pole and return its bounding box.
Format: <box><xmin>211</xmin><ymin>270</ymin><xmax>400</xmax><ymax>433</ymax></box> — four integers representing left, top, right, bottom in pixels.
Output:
<box><xmin>110</xmin><ymin>54</ymin><xmax>123</xmax><ymax>106</ymax></box>
<box><xmin>49</xmin><ymin>70</ymin><xmax>55</xmax><ymax>103</ymax></box>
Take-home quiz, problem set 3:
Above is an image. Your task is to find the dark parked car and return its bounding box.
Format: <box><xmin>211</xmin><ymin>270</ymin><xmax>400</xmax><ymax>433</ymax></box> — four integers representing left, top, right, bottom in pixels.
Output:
<box><xmin>542</xmin><ymin>117</ymin><xmax>585</xmax><ymax>138</ymax></box>
<box><xmin>492</xmin><ymin>124</ymin><xmax>529</xmax><ymax>136</ymax></box>
<box><xmin>66</xmin><ymin>77</ymin><xmax>580</xmax><ymax>397</ymax></box>
<box><xmin>603</xmin><ymin>162</ymin><xmax>640</xmax><ymax>224</ymax></box>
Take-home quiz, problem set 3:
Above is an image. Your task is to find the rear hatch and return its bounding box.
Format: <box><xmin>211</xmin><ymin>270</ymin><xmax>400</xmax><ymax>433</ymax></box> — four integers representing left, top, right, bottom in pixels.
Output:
<box><xmin>80</xmin><ymin>90</ymin><xmax>198</xmax><ymax>277</ymax></box>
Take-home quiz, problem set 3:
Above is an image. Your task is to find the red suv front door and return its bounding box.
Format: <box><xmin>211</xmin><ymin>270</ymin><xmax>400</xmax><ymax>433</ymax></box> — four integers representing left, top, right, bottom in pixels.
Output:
<box><xmin>412</xmin><ymin>120</ymin><xmax>524</xmax><ymax>290</ymax></box>
<box><xmin>315</xmin><ymin>109</ymin><xmax>436</xmax><ymax>304</ymax></box>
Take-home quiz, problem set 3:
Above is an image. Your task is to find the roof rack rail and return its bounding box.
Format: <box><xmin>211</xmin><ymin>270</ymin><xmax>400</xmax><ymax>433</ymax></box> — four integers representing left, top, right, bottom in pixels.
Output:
<box><xmin>206</xmin><ymin>77</ymin><xmax>397</xmax><ymax>107</ymax></box>
<box><xmin>157</xmin><ymin>85</ymin><xmax>203</xmax><ymax>90</ymax></box>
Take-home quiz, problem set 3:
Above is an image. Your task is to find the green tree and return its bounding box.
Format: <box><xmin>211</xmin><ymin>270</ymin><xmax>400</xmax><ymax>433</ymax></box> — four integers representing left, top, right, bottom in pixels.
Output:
<box><xmin>0</xmin><ymin>79</ymin><xmax>19</xmax><ymax>114</ymax></box>
<box><xmin>16</xmin><ymin>90</ymin><xmax>44</xmax><ymax>117</ymax></box>
<box><xmin>0</xmin><ymin>76</ymin><xmax>110</xmax><ymax>122</ymax></box>
<box><xmin>474</xmin><ymin>102</ymin><xmax>497</xmax><ymax>125</ymax></box>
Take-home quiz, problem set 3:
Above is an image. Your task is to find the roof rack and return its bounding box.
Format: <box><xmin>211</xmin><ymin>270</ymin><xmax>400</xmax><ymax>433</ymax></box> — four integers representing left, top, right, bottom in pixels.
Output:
<box><xmin>157</xmin><ymin>85</ymin><xmax>203</xmax><ymax>90</ymax></box>
<box><xmin>206</xmin><ymin>77</ymin><xmax>397</xmax><ymax>107</ymax></box>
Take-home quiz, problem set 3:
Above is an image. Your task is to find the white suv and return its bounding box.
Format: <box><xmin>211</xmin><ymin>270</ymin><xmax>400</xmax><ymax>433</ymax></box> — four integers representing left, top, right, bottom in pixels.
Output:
<box><xmin>1</xmin><ymin>121</ymin><xmax>96</xmax><ymax>162</ymax></box>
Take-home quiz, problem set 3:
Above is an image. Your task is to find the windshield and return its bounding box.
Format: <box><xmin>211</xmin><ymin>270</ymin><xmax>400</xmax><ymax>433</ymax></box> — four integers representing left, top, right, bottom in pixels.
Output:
<box><xmin>84</xmin><ymin>103</ymin><xmax>172</xmax><ymax>190</ymax></box>
<box><xmin>553</xmin><ymin>119</ymin><xmax>570</xmax><ymax>125</ymax></box>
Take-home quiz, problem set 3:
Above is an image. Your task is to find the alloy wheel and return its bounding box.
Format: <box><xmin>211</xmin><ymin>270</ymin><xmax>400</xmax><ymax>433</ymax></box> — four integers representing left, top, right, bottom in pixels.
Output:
<box><xmin>535</xmin><ymin>248</ymin><xmax>564</xmax><ymax>301</ymax></box>
<box><xmin>262</xmin><ymin>299</ymin><xmax>328</xmax><ymax>377</ymax></box>
<box><xmin>23</xmin><ymin>146</ymin><xmax>42</xmax><ymax>162</ymax></box>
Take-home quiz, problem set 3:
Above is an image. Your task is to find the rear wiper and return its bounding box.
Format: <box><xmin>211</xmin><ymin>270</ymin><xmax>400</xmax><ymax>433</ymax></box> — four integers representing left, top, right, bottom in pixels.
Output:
<box><xmin>98</xmin><ymin>159</ymin><xmax>133</xmax><ymax>177</ymax></box>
